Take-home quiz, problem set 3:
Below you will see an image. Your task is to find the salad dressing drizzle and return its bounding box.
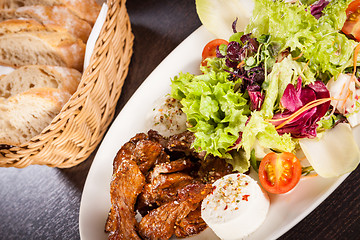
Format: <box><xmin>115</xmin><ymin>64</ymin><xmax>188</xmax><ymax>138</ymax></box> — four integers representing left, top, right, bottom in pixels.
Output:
<box><xmin>268</xmin><ymin>97</ymin><xmax>337</xmax><ymax>130</ymax></box>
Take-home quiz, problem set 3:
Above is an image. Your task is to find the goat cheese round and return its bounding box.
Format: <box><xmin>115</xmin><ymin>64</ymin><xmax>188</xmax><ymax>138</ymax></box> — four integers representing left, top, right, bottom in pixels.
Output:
<box><xmin>146</xmin><ymin>95</ymin><xmax>187</xmax><ymax>137</ymax></box>
<box><xmin>201</xmin><ymin>173</ymin><xmax>270</xmax><ymax>240</ymax></box>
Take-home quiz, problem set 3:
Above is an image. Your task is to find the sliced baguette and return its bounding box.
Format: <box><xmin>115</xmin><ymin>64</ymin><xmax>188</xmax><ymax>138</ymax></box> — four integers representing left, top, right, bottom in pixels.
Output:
<box><xmin>0</xmin><ymin>19</ymin><xmax>86</xmax><ymax>71</ymax></box>
<box><xmin>0</xmin><ymin>5</ymin><xmax>92</xmax><ymax>42</ymax></box>
<box><xmin>0</xmin><ymin>0</ymin><xmax>101</xmax><ymax>25</ymax></box>
<box><xmin>0</xmin><ymin>65</ymin><xmax>81</xmax><ymax>98</ymax></box>
<box><xmin>0</xmin><ymin>87</ymin><xmax>71</xmax><ymax>146</ymax></box>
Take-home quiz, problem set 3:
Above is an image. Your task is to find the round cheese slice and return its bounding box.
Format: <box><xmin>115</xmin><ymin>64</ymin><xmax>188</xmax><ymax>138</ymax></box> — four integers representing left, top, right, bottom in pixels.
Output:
<box><xmin>201</xmin><ymin>173</ymin><xmax>269</xmax><ymax>240</ymax></box>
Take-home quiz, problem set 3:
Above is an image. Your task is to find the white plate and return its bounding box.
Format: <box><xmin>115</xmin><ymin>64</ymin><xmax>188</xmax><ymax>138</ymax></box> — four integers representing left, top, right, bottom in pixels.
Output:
<box><xmin>79</xmin><ymin>25</ymin><xmax>351</xmax><ymax>240</ymax></box>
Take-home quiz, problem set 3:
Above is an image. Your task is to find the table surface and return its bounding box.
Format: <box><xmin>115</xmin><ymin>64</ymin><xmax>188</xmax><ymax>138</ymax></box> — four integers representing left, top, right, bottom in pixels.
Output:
<box><xmin>1</xmin><ymin>0</ymin><xmax>360</xmax><ymax>239</ymax></box>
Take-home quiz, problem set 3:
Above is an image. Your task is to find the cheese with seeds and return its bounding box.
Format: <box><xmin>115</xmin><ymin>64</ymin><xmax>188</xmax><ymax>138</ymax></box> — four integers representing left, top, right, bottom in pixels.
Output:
<box><xmin>201</xmin><ymin>173</ymin><xmax>269</xmax><ymax>240</ymax></box>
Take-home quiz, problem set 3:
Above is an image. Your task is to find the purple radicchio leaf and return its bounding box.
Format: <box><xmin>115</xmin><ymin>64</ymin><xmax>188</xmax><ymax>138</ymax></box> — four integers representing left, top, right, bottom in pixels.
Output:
<box><xmin>247</xmin><ymin>85</ymin><xmax>264</xmax><ymax>111</ymax></box>
<box><xmin>310</xmin><ymin>0</ymin><xmax>330</xmax><ymax>19</ymax></box>
<box><xmin>240</xmin><ymin>33</ymin><xmax>252</xmax><ymax>44</ymax></box>
<box><xmin>306</xmin><ymin>80</ymin><xmax>330</xmax><ymax>119</ymax></box>
<box><xmin>226</xmin><ymin>41</ymin><xmax>243</xmax><ymax>62</ymax></box>
<box><xmin>280</xmin><ymin>82</ymin><xmax>303</xmax><ymax>112</ymax></box>
<box><xmin>273</xmin><ymin>108</ymin><xmax>318</xmax><ymax>138</ymax></box>
<box><xmin>230</xmin><ymin>132</ymin><xmax>242</xmax><ymax>149</ymax></box>
<box><xmin>221</xmin><ymin>32</ymin><xmax>266</xmax><ymax>99</ymax></box>
<box><xmin>243</xmin><ymin>37</ymin><xmax>259</xmax><ymax>53</ymax></box>
<box><xmin>232</xmin><ymin>18</ymin><xmax>238</xmax><ymax>33</ymax></box>
<box><xmin>272</xmin><ymin>78</ymin><xmax>330</xmax><ymax>138</ymax></box>
<box><xmin>216</xmin><ymin>45</ymin><xmax>225</xmax><ymax>58</ymax></box>
<box><xmin>225</xmin><ymin>34</ymin><xmax>259</xmax><ymax>65</ymax></box>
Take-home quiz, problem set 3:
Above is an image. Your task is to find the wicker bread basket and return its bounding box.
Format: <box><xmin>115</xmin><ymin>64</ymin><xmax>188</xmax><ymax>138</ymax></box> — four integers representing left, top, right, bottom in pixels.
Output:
<box><xmin>0</xmin><ymin>0</ymin><xmax>134</xmax><ymax>168</ymax></box>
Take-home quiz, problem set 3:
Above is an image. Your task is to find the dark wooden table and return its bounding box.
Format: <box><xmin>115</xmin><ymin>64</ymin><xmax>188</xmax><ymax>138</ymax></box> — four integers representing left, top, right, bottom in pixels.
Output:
<box><xmin>0</xmin><ymin>0</ymin><xmax>359</xmax><ymax>239</ymax></box>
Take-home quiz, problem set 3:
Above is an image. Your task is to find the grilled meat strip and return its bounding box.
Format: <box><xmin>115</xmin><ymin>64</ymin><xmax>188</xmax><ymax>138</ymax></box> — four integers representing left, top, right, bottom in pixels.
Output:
<box><xmin>106</xmin><ymin>131</ymin><xmax>169</xmax><ymax>239</ymax></box>
<box><xmin>113</xmin><ymin>132</ymin><xmax>170</xmax><ymax>175</ymax></box>
<box><xmin>105</xmin><ymin>158</ymin><xmax>145</xmax><ymax>240</ymax></box>
<box><xmin>112</xmin><ymin>133</ymin><xmax>148</xmax><ymax>173</ymax></box>
<box><xmin>138</xmin><ymin>182</ymin><xmax>213</xmax><ymax>240</ymax></box>
<box><xmin>197</xmin><ymin>155</ymin><xmax>235</xmax><ymax>183</ymax></box>
<box><xmin>136</xmin><ymin>158</ymin><xmax>194</xmax><ymax>215</ymax></box>
<box><xmin>106</xmin><ymin>129</ymin><xmax>233</xmax><ymax>240</ymax></box>
<box><xmin>174</xmin><ymin>206</ymin><xmax>207</xmax><ymax>238</ymax></box>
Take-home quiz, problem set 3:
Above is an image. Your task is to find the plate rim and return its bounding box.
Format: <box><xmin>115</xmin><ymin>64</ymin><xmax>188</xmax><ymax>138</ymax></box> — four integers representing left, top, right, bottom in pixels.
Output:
<box><xmin>79</xmin><ymin>25</ymin><xmax>351</xmax><ymax>240</ymax></box>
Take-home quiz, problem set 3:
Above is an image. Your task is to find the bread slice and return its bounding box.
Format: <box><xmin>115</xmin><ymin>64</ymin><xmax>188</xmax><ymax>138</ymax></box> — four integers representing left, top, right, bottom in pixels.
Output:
<box><xmin>0</xmin><ymin>0</ymin><xmax>101</xmax><ymax>25</ymax></box>
<box><xmin>0</xmin><ymin>5</ymin><xmax>92</xmax><ymax>42</ymax></box>
<box><xmin>0</xmin><ymin>87</ymin><xmax>71</xmax><ymax>146</ymax></box>
<box><xmin>0</xmin><ymin>19</ymin><xmax>86</xmax><ymax>71</ymax></box>
<box><xmin>0</xmin><ymin>65</ymin><xmax>81</xmax><ymax>98</ymax></box>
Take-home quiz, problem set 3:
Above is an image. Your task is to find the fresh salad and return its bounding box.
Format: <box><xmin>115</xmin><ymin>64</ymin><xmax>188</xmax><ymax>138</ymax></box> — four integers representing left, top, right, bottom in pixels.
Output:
<box><xmin>100</xmin><ymin>1</ymin><xmax>360</xmax><ymax>239</ymax></box>
<box><xmin>167</xmin><ymin>0</ymin><xmax>360</xmax><ymax>195</ymax></box>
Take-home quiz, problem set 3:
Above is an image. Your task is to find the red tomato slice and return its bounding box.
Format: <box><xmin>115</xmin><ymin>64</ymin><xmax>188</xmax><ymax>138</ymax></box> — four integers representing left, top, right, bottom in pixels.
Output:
<box><xmin>342</xmin><ymin>0</ymin><xmax>360</xmax><ymax>41</ymax></box>
<box><xmin>201</xmin><ymin>39</ymin><xmax>228</xmax><ymax>65</ymax></box>
<box><xmin>258</xmin><ymin>152</ymin><xmax>302</xmax><ymax>194</ymax></box>
<box><xmin>346</xmin><ymin>0</ymin><xmax>360</xmax><ymax>14</ymax></box>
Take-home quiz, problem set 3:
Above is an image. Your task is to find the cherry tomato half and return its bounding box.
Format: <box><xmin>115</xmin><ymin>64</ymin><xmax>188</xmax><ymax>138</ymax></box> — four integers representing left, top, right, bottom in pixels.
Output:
<box><xmin>201</xmin><ymin>39</ymin><xmax>228</xmax><ymax>65</ymax></box>
<box><xmin>258</xmin><ymin>152</ymin><xmax>302</xmax><ymax>194</ymax></box>
<box><xmin>342</xmin><ymin>0</ymin><xmax>360</xmax><ymax>41</ymax></box>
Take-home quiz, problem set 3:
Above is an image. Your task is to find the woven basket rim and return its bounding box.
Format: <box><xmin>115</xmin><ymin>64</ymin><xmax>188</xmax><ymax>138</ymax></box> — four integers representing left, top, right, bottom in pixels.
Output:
<box><xmin>0</xmin><ymin>0</ymin><xmax>134</xmax><ymax>168</ymax></box>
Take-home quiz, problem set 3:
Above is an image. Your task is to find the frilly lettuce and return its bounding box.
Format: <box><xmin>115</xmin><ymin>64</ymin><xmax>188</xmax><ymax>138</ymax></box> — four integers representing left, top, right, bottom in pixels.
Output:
<box><xmin>240</xmin><ymin>111</ymin><xmax>295</xmax><ymax>160</ymax></box>
<box><xmin>246</xmin><ymin>0</ymin><xmax>356</xmax><ymax>77</ymax></box>
<box><xmin>171</xmin><ymin>57</ymin><xmax>249</xmax><ymax>159</ymax></box>
<box><xmin>261</xmin><ymin>55</ymin><xmax>316</xmax><ymax>118</ymax></box>
<box><xmin>171</xmin><ymin>57</ymin><xmax>297</xmax><ymax>171</ymax></box>
<box><xmin>171</xmin><ymin>0</ymin><xmax>356</xmax><ymax>173</ymax></box>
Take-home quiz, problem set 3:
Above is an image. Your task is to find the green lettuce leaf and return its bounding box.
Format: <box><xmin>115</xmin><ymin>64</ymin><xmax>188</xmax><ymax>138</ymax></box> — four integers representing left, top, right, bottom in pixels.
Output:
<box><xmin>240</xmin><ymin>111</ymin><xmax>296</xmax><ymax>159</ymax></box>
<box><xmin>246</xmin><ymin>0</ymin><xmax>356</xmax><ymax>78</ymax></box>
<box><xmin>319</xmin><ymin>0</ymin><xmax>351</xmax><ymax>31</ymax></box>
<box><xmin>171</xmin><ymin>58</ymin><xmax>249</xmax><ymax>159</ymax></box>
<box><xmin>226</xmin><ymin>149</ymin><xmax>251</xmax><ymax>173</ymax></box>
<box><xmin>261</xmin><ymin>55</ymin><xmax>317</xmax><ymax>118</ymax></box>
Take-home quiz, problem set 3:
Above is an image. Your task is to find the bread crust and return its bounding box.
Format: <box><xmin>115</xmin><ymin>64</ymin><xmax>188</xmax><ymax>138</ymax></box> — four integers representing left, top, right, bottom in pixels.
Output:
<box><xmin>0</xmin><ymin>18</ymin><xmax>58</xmax><ymax>33</ymax></box>
<box><xmin>61</xmin><ymin>0</ymin><xmax>101</xmax><ymax>25</ymax></box>
<box><xmin>0</xmin><ymin>19</ymin><xmax>86</xmax><ymax>71</ymax></box>
<box><xmin>0</xmin><ymin>0</ymin><xmax>96</xmax><ymax>146</ymax></box>
<box><xmin>0</xmin><ymin>5</ymin><xmax>92</xmax><ymax>42</ymax></box>
<box><xmin>0</xmin><ymin>65</ymin><xmax>81</xmax><ymax>98</ymax></box>
<box><xmin>0</xmin><ymin>0</ymin><xmax>101</xmax><ymax>25</ymax></box>
<box><xmin>0</xmin><ymin>87</ymin><xmax>71</xmax><ymax>146</ymax></box>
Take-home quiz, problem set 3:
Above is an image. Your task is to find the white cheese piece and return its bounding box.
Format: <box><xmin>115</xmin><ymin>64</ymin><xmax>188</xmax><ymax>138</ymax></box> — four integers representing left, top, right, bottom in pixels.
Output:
<box><xmin>299</xmin><ymin>123</ymin><xmax>360</xmax><ymax>178</ymax></box>
<box><xmin>201</xmin><ymin>173</ymin><xmax>269</xmax><ymax>240</ymax></box>
<box><xmin>146</xmin><ymin>95</ymin><xmax>187</xmax><ymax>137</ymax></box>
